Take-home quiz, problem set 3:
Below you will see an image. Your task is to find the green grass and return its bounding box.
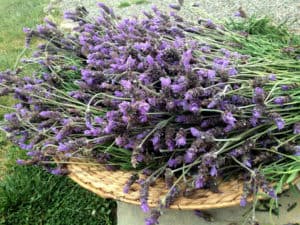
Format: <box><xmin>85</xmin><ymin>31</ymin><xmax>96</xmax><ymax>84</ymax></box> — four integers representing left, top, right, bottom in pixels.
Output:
<box><xmin>118</xmin><ymin>0</ymin><xmax>149</xmax><ymax>8</ymax></box>
<box><xmin>0</xmin><ymin>144</ymin><xmax>115</xmax><ymax>225</ymax></box>
<box><xmin>0</xmin><ymin>0</ymin><xmax>115</xmax><ymax>224</ymax></box>
<box><xmin>118</xmin><ymin>1</ymin><xmax>132</xmax><ymax>8</ymax></box>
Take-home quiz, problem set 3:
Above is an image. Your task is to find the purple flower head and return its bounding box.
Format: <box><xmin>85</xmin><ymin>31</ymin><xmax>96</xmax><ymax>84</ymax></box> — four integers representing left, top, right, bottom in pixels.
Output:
<box><xmin>222</xmin><ymin>111</ymin><xmax>236</xmax><ymax>127</ymax></box>
<box><xmin>136</xmin><ymin>101</ymin><xmax>150</xmax><ymax>114</ymax></box>
<box><xmin>234</xmin><ymin>11</ymin><xmax>242</xmax><ymax>17</ymax></box>
<box><xmin>4</xmin><ymin>113</ymin><xmax>17</xmax><ymax>122</ymax></box>
<box><xmin>145</xmin><ymin>210</ymin><xmax>161</xmax><ymax>225</ymax></box>
<box><xmin>204</xmin><ymin>19</ymin><xmax>216</xmax><ymax>29</ymax></box>
<box><xmin>188</xmin><ymin>102</ymin><xmax>199</xmax><ymax>113</ymax></box>
<box><xmin>252</xmin><ymin>107</ymin><xmax>262</xmax><ymax>119</ymax></box>
<box><xmin>243</xmin><ymin>159</ymin><xmax>252</xmax><ymax>168</ymax></box>
<box><xmin>268</xmin><ymin>189</ymin><xmax>277</xmax><ymax>199</ymax></box>
<box><xmin>195</xmin><ymin>175</ymin><xmax>205</xmax><ymax>189</ymax></box>
<box><xmin>115</xmin><ymin>136</ymin><xmax>126</xmax><ymax>147</ymax></box>
<box><xmin>184</xmin><ymin>149</ymin><xmax>196</xmax><ymax>163</ymax></box>
<box><xmin>120</xmin><ymin>80</ymin><xmax>132</xmax><ymax>90</ymax></box>
<box><xmin>126</xmin><ymin>55</ymin><xmax>136</xmax><ymax>70</ymax></box>
<box><xmin>146</xmin><ymin>55</ymin><xmax>155</xmax><ymax>66</ymax></box>
<box><xmin>220</xmin><ymin>48</ymin><xmax>231</xmax><ymax>57</ymax></box>
<box><xmin>182</xmin><ymin>49</ymin><xmax>193</xmax><ymax>71</ymax></box>
<box><xmin>95</xmin><ymin>116</ymin><xmax>104</xmax><ymax>124</ymax></box>
<box><xmin>51</xmin><ymin>168</ymin><xmax>63</xmax><ymax>175</ymax></box>
<box><xmin>207</xmin><ymin>69</ymin><xmax>216</xmax><ymax>80</ymax></box>
<box><xmin>228</xmin><ymin>67</ymin><xmax>238</xmax><ymax>76</ymax></box>
<box><xmin>16</xmin><ymin>159</ymin><xmax>26</xmax><ymax>165</ymax></box>
<box><xmin>169</xmin><ymin>4</ymin><xmax>181</xmax><ymax>10</ymax></box>
<box><xmin>119</xmin><ymin>101</ymin><xmax>131</xmax><ymax>114</ymax></box>
<box><xmin>190</xmin><ymin>127</ymin><xmax>201</xmax><ymax>138</ymax></box>
<box><xmin>167</xmin><ymin>159</ymin><xmax>177</xmax><ymax>168</ymax></box>
<box><xmin>134</xmin><ymin>42</ymin><xmax>151</xmax><ymax>51</ymax></box>
<box><xmin>273</xmin><ymin>96</ymin><xmax>289</xmax><ymax>105</ymax></box>
<box><xmin>213</xmin><ymin>58</ymin><xmax>230</xmax><ymax>70</ymax></box>
<box><xmin>293</xmin><ymin>123</ymin><xmax>300</xmax><ymax>134</ymax></box>
<box><xmin>210</xmin><ymin>165</ymin><xmax>218</xmax><ymax>176</ymax></box>
<box><xmin>254</xmin><ymin>87</ymin><xmax>264</xmax><ymax>95</ymax></box>
<box><xmin>294</xmin><ymin>146</ymin><xmax>300</xmax><ymax>156</ymax></box>
<box><xmin>141</xmin><ymin>200</ymin><xmax>149</xmax><ymax>213</ymax></box>
<box><xmin>138</xmin><ymin>73</ymin><xmax>151</xmax><ymax>85</ymax></box>
<box><xmin>240</xmin><ymin>196</ymin><xmax>247</xmax><ymax>207</ymax></box>
<box><xmin>39</xmin><ymin>111</ymin><xmax>59</xmax><ymax>118</ymax></box>
<box><xmin>274</xmin><ymin>117</ymin><xmax>285</xmax><ymax>130</ymax></box>
<box><xmin>268</xmin><ymin>74</ymin><xmax>276</xmax><ymax>81</ymax></box>
<box><xmin>58</xmin><ymin>143</ymin><xmax>70</xmax><ymax>152</ymax></box>
<box><xmin>200</xmin><ymin>45</ymin><xmax>211</xmax><ymax>53</ymax></box>
<box><xmin>171</xmin><ymin>83</ymin><xmax>185</xmax><ymax>93</ymax></box>
<box><xmin>175</xmin><ymin>129</ymin><xmax>186</xmax><ymax>147</ymax></box>
<box><xmin>151</xmin><ymin>132</ymin><xmax>160</xmax><ymax>147</ymax></box>
<box><xmin>160</xmin><ymin>77</ymin><xmax>171</xmax><ymax>88</ymax></box>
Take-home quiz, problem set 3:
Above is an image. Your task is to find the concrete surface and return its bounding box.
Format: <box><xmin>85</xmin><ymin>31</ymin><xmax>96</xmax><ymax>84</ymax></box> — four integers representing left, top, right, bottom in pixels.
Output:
<box><xmin>118</xmin><ymin>188</ymin><xmax>300</xmax><ymax>225</ymax></box>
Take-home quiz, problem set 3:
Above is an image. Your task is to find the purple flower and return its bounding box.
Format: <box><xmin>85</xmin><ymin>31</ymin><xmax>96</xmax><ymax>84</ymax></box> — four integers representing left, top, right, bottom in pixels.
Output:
<box><xmin>182</xmin><ymin>49</ymin><xmax>193</xmax><ymax>71</ymax></box>
<box><xmin>243</xmin><ymin>159</ymin><xmax>252</xmax><ymax>168</ymax></box>
<box><xmin>190</xmin><ymin>127</ymin><xmax>201</xmax><ymax>137</ymax></box>
<box><xmin>184</xmin><ymin>149</ymin><xmax>196</xmax><ymax>163</ymax></box>
<box><xmin>137</xmin><ymin>101</ymin><xmax>150</xmax><ymax>114</ymax></box>
<box><xmin>151</xmin><ymin>133</ymin><xmax>160</xmax><ymax>148</ymax></box>
<box><xmin>16</xmin><ymin>159</ymin><xmax>26</xmax><ymax>165</ymax></box>
<box><xmin>200</xmin><ymin>45</ymin><xmax>211</xmax><ymax>53</ymax></box>
<box><xmin>146</xmin><ymin>55</ymin><xmax>155</xmax><ymax>66</ymax></box>
<box><xmin>175</xmin><ymin>129</ymin><xmax>186</xmax><ymax>146</ymax></box>
<box><xmin>228</xmin><ymin>67</ymin><xmax>238</xmax><ymax>76</ymax></box>
<box><xmin>171</xmin><ymin>83</ymin><xmax>185</xmax><ymax>93</ymax></box>
<box><xmin>222</xmin><ymin>111</ymin><xmax>236</xmax><ymax>127</ymax></box>
<box><xmin>274</xmin><ymin>117</ymin><xmax>285</xmax><ymax>130</ymax></box>
<box><xmin>58</xmin><ymin>143</ymin><xmax>70</xmax><ymax>152</ymax></box>
<box><xmin>234</xmin><ymin>11</ymin><xmax>242</xmax><ymax>17</ymax></box>
<box><xmin>168</xmin><ymin>159</ymin><xmax>177</xmax><ymax>168</ymax></box>
<box><xmin>210</xmin><ymin>165</ymin><xmax>218</xmax><ymax>176</ymax></box>
<box><xmin>134</xmin><ymin>42</ymin><xmax>151</xmax><ymax>51</ymax></box>
<box><xmin>169</xmin><ymin>4</ymin><xmax>181</xmax><ymax>10</ymax></box>
<box><xmin>294</xmin><ymin>146</ymin><xmax>300</xmax><ymax>156</ymax></box>
<box><xmin>119</xmin><ymin>101</ymin><xmax>131</xmax><ymax>114</ymax></box>
<box><xmin>195</xmin><ymin>175</ymin><xmax>205</xmax><ymax>188</ymax></box>
<box><xmin>293</xmin><ymin>123</ymin><xmax>300</xmax><ymax>134</ymax></box>
<box><xmin>254</xmin><ymin>87</ymin><xmax>264</xmax><ymax>95</ymax></box>
<box><xmin>188</xmin><ymin>102</ymin><xmax>199</xmax><ymax>113</ymax></box>
<box><xmin>120</xmin><ymin>80</ymin><xmax>132</xmax><ymax>90</ymax></box>
<box><xmin>268</xmin><ymin>74</ymin><xmax>276</xmax><ymax>81</ymax></box>
<box><xmin>51</xmin><ymin>168</ymin><xmax>63</xmax><ymax>175</ymax></box>
<box><xmin>95</xmin><ymin>116</ymin><xmax>104</xmax><ymax>124</ymax></box>
<box><xmin>141</xmin><ymin>199</ymin><xmax>149</xmax><ymax>213</ymax></box>
<box><xmin>252</xmin><ymin>107</ymin><xmax>262</xmax><ymax>119</ymax></box>
<box><xmin>207</xmin><ymin>69</ymin><xmax>216</xmax><ymax>80</ymax></box>
<box><xmin>240</xmin><ymin>196</ymin><xmax>247</xmax><ymax>207</ymax></box>
<box><xmin>145</xmin><ymin>210</ymin><xmax>161</xmax><ymax>225</ymax></box>
<box><xmin>160</xmin><ymin>77</ymin><xmax>171</xmax><ymax>88</ymax></box>
<box><xmin>204</xmin><ymin>19</ymin><xmax>216</xmax><ymax>29</ymax></box>
<box><xmin>273</xmin><ymin>96</ymin><xmax>289</xmax><ymax>105</ymax></box>
<box><xmin>39</xmin><ymin>111</ymin><xmax>60</xmax><ymax>118</ymax></box>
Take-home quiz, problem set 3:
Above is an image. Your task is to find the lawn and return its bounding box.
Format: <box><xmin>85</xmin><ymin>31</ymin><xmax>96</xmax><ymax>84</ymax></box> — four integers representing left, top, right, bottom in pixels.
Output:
<box><xmin>0</xmin><ymin>0</ymin><xmax>115</xmax><ymax>224</ymax></box>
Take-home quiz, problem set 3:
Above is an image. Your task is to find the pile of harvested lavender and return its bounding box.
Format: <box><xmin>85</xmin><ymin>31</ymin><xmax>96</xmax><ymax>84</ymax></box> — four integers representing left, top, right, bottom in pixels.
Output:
<box><xmin>0</xmin><ymin>3</ymin><xmax>299</xmax><ymax>224</ymax></box>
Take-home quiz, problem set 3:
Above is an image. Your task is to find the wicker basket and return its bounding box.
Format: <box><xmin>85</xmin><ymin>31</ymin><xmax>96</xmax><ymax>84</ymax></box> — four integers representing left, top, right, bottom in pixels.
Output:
<box><xmin>63</xmin><ymin>159</ymin><xmax>299</xmax><ymax>210</ymax></box>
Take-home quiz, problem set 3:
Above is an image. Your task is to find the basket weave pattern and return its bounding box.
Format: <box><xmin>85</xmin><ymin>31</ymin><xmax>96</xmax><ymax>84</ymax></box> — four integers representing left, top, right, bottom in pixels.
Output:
<box><xmin>67</xmin><ymin>161</ymin><xmax>248</xmax><ymax>210</ymax></box>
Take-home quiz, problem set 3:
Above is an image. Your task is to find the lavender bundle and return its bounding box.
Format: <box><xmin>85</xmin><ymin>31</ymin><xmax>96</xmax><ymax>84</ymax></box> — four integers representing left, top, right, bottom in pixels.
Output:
<box><xmin>0</xmin><ymin>3</ymin><xmax>299</xmax><ymax>224</ymax></box>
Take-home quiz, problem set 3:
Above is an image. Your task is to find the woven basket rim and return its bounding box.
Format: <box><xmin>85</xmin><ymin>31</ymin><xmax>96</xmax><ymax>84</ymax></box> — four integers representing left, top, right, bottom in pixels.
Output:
<box><xmin>63</xmin><ymin>158</ymin><xmax>299</xmax><ymax>210</ymax></box>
